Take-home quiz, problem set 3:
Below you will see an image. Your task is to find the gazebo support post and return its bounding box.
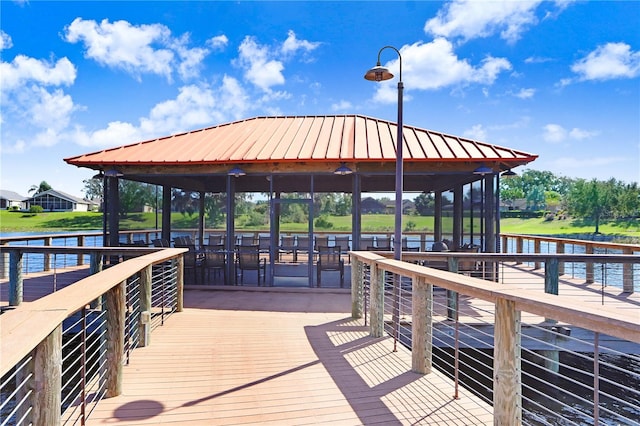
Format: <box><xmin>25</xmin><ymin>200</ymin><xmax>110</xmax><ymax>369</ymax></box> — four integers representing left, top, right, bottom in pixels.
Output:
<box><xmin>162</xmin><ymin>185</ymin><xmax>172</xmax><ymax>244</ymax></box>
<box><xmin>434</xmin><ymin>191</ymin><xmax>443</xmax><ymax>246</ymax></box>
<box><xmin>352</xmin><ymin>174</ymin><xmax>361</xmax><ymax>253</ymax></box>
<box><xmin>198</xmin><ymin>191</ymin><xmax>205</xmax><ymax>248</ymax></box>
<box><xmin>226</xmin><ymin>175</ymin><xmax>236</xmax><ymax>285</ymax></box>
<box><xmin>453</xmin><ymin>185</ymin><xmax>463</xmax><ymax>250</ymax></box>
<box><xmin>107</xmin><ymin>176</ymin><xmax>120</xmax><ymax>248</ymax></box>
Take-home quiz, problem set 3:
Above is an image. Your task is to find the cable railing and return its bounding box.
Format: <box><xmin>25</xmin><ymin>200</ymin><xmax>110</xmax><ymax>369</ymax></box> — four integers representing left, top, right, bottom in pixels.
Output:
<box><xmin>0</xmin><ymin>248</ymin><xmax>185</xmax><ymax>426</ymax></box>
<box><xmin>350</xmin><ymin>251</ymin><xmax>640</xmax><ymax>425</ymax></box>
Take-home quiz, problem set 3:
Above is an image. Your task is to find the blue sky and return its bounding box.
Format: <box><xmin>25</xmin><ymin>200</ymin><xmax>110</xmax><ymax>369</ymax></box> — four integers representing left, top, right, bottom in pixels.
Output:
<box><xmin>1</xmin><ymin>0</ymin><xmax>639</xmax><ymax>198</ymax></box>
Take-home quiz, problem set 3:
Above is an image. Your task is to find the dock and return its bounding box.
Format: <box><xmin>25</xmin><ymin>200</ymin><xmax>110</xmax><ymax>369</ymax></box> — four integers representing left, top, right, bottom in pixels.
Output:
<box><xmin>85</xmin><ymin>288</ymin><xmax>493</xmax><ymax>425</ymax></box>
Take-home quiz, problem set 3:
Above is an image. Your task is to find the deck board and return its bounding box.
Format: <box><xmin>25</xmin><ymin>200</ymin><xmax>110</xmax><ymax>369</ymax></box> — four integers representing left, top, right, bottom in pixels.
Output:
<box><xmin>86</xmin><ymin>289</ymin><xmax>493</xmax><ymax>425</ymax></box>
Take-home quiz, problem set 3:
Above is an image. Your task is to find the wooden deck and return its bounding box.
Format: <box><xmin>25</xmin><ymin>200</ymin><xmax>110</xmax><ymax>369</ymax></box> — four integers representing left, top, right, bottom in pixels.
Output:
<box><xmin>86</xmin><ymin>288</ymin><xmax>493</xmax><ymax>425</ymax></box>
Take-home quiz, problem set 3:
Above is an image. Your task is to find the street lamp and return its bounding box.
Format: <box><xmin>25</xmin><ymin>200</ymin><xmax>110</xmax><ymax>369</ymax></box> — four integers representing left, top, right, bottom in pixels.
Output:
<box><xmin>365</xmin><ymin>46</ymin><xmax>404</xmax><ymax>261</ymax></box>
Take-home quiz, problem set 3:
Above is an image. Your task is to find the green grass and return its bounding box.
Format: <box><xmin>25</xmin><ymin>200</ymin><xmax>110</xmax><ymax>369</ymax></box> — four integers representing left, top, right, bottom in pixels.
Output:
<box><xmin>1</xmin><ymin>210</ymin><xmax>639</xmax><ymax>238</ymax></box>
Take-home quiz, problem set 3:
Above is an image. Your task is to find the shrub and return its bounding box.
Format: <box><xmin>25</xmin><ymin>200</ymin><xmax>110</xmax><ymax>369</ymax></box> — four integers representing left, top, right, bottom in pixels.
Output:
<box><xmin>29</xmin><ymin>205</ymin><xmax>44</xmax><ymax>213</ymax></box>
<box><xmin>315</xmin><ymin>215</ymin><xmax>334</xmax><ymax>229</ymax></box>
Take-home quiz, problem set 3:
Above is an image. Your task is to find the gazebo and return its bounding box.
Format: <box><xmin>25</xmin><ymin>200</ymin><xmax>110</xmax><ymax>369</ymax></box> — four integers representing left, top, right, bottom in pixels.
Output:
<box><xmin>65</xmin><ymin>114</ymin><xmax>537</xmax><ymax>285</ymax></box>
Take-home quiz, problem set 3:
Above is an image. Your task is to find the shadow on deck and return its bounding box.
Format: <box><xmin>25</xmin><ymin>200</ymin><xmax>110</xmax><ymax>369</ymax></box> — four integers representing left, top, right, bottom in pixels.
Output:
<box><xmin>87</xmin><ymin>289</ymin><xmax>492</xmax><ymax>425</ymax></box>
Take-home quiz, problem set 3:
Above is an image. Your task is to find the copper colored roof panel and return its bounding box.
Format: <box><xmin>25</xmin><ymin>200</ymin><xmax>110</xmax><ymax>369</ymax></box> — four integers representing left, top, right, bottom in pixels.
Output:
<box><xmin>65</xmin><ymin>115</ymin><xmax>537</xmax><ymax>168</ymax></box>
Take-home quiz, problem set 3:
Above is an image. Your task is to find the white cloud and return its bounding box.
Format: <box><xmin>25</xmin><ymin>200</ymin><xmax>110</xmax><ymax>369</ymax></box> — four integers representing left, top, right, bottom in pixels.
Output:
<box><xmin>64</xmin><ymin>18</ymin><xmax>174</xmax><ymax>80</ymax></box>
<box><xmin>463</xmin><ymin>124</ymin><xmax>487</xmax><ymax>141</ymax></box>
<box><xmin>514</xmin><ymin>88</ymin><xmax>535</xmax><ymax>99</ymax></box>
<box><xmin>543</xmin><ymin>124</ymin><xmax>567</xmax><ymax>143</ymax></box>
<box><xmin>63</xmin><ymin>18</ymin><xmax>214</xmax><ymax>82</ymax></box>
<box><xmin>0</xmin><ymin>55</ymin><xmax>76</xmax><ymax>90</ymax></box>
<box><xmin>331</xmin><ymin>100</ymin><xmax>353</xmax><ymax>112</ymax></box>
<box><xmin>372</xmin><ymin>39</ymin><xmax>511</xmax><ymax>103</ymax></box>
<box><xmin>281</xmin><ymin>30</ymin><xmax>320</xmax><ymax>58</ymax></box>
<box><xmin>571</xmin><ymin>42</ymin><xmax>640</xmax><ymax>81</ymax></box>
<box><xmin>207</xmin><ymin>35</ymin><xmax>229</xmax><ymax>51</ymax></box>
<box><xmin>424</xmin><ymin>0</ymin><xmax>542</xmax><ymax>44</ymax></box>
<box><xmin>543</xmin><ymin>123</ymin><xmax>597</xmax><ymax>143</ymax></box>
<box><xmin>0</xmin><ymin>30</ymin><xmax>12</xmax><ymax>50</ymax></box>
<box><xmin>74</xmin><ymin>78</ymin><xmax>251</xmax><ymax>148</ymax></box>
<box><xmin>236</xmin><ymin>35</ymin><xmax>285</xmax><ymax>92</ymax></box>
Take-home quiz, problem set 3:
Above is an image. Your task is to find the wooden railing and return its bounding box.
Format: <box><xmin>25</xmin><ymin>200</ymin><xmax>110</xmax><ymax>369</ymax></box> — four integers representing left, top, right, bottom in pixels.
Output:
<box><xmin>349</xmin><ymin>251</ymin><xmax>640</xmax><ymax>425</ymax></box>
<box><xmin>0</xmin><ymin>248</ymin><xmax>186</xmax><ymax>426</ymax></box>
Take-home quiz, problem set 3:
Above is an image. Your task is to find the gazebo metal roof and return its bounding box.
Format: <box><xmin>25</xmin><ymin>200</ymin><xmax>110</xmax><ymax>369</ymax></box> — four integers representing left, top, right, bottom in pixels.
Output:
<box><xmin>65</xmin><ymin>115</ymin><xmax>537</xmax><ymax>193</ymax></box>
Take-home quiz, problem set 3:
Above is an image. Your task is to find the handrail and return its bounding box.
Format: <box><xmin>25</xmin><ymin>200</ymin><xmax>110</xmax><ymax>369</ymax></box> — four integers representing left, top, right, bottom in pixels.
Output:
<box><xmin>0</xmin><ymin>248</ymin><xmax>185</xmax><ymax>377</ymax></box>
<box><xmin>349</xmin><ymin>251</ymin><xmax>640</xmax><ymax>424</ymax></box>
<box><xmin>0</xmin><ymin>247</ymin><xmax>186</xmax><ymax>425</ymax></box>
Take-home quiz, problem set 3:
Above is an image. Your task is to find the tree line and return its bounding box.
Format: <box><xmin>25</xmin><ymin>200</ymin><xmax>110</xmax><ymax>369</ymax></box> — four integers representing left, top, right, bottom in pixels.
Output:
<box><xmin>79</xmin><ymin>169</ymin><xmax>639</xmax><ymax>233</ymax></box>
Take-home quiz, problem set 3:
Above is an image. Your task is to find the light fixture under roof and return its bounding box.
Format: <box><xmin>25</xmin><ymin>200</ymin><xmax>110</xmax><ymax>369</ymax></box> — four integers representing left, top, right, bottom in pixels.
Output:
<box><xmin>92</xmin><ymin>170</ymin><xmax>104</xmax><ymax>180</ymax></box>
<box><xmin>228</xmin><ymin>166</ymin><xmax>246</xmax><ymax>177</ymax></box>
<box><xmin>473</xmin><ymin>165</ymin><xmax>493</xmax><ymax>175</ymax></box>
<box><xmin>104</xmin><ymin>169</ymin><xmax>123</xmax><ymax>177</ymax></box>
<box><xmin>334</xmin><ymin>163</ymin><xmax>353</xmax><ymax>175</ymax></box>
<box><xmin>502</xmin><ymin>169</ymin><xmax>517</xmax><ymax>177</ymax></box>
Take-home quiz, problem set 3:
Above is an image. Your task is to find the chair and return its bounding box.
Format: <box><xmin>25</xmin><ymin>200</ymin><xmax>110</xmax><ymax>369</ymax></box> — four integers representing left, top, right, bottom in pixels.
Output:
<box><xmin>279</xmin><ymin>235</ymin><xmax>297</xmax><ymax>262</ymax></box>
<box><xmin>175</xmin><ymin>243</ymin><xmax>204</xmax><ymax>284</ymax></box>
<box><xmin>236</xmin><ymin>245</ymin><xmax>266</xmax><ymax>285</ymax></box>
<box><xmin>152</xmin><ymin>238</ymin><xmax>170</xmax><ymax>247</ymax></box>
<box><xmin>258</xmin><ymin>235</ymin><xmax>271</xmax><ymax>258</ymax></box>
<box><xmin>402</xmin><ymin>237</ymin><xmax>419</xmax><ymax>252</ymax></box>
<box><xmin>458</xmin><ymin>244</ymin><xmax>481</xmax><ymax>276</ymax></box>
<box><xmin>314</xmin><ymin>236</ymin><xmax>329</xmax><ymax>251</ymax></box>
<box><xmin>240</xmin><ymin>235</ymin><xmax>256</xmax><ymax>246</ymax></box>
<box><xmin>359</xmin><ymin>237</ymin><xmax>374</xmax><ymax>250</ymax></box>
<box><xmin>202</xmin><ymin>244</ymin><xmax>226</xmax><ymax>284</ymax></box>
<box><xmin>208</xmin><ymin>234</ymin><xmax>225</xmax><ymax>246</ymax></box>
<box><xmin>297</xmin><ymin>235</ymin><xmax>312</xmax><ymax>260</ymax></box>
<box><xmin>376</xmin><ymin>236</ymin><xmax>391</xmax><ymax>250</ymax></box>
<box><xmin>316</xmin><ymin>246</ymin><xmax>344</xmax><ymax>288</ymax></box>
<box><xmin>335</xmin><ymin>235</ymin><xmax>351</xmax><ymax>263</ymax></box>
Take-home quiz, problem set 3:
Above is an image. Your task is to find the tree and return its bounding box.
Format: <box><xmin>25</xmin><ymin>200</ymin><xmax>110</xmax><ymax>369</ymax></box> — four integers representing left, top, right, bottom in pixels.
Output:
<box><xmin>118</xmin><ymin>181</ymin><xmax>155</xmax><ymax>217</ymax></box>
<box><xmin>414</xmin><ymin>192</ymin><xmax>435</xmax><ymax>216</ymax></box>
<box><xmin>566</xmin><ymin>179</ymin><xmax>615</xmax><ymax>233</ymax></box>
<box><xmin>526</xmin><ymin>185</ymin><xmax>546</xmax><ymax>211</ymax></box>
<box><xmin>28</xmin><ymin>180</ymin><xmax>52</xmax><ymax>195</ymax></box>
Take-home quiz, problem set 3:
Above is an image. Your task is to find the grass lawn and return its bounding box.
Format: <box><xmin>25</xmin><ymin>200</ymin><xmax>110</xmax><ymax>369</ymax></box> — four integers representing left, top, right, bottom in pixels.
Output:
<box><xmin>1</xmin><ymin>210</ymin><xmax>639</xmax><ymax>239</ymax></box>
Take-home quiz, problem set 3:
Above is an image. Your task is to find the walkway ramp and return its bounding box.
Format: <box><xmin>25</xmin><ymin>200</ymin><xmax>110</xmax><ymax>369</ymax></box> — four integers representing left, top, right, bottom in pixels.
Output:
<box><xmin>88</xmin><ymin>288</ymin><xmax>492</xmax><ymax>425</ymax></box>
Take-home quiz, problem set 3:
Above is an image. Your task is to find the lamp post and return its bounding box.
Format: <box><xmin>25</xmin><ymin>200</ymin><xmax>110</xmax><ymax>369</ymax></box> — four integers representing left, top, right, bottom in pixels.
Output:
<box><xmin>365</xmin><ymin>46</ymin><xmax>403</xmax><ymax>261</ymax></box>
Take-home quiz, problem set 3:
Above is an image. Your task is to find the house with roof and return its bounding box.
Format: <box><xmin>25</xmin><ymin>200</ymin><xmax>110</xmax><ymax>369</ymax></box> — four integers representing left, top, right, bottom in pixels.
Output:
<box><xmin>28</xmin><ymin>189</ymin><xmax>98</xmax><ymax>212</ymax></box>
<box><xmin>0</xmin><ymin>190</ymin><xmax>28</xmax><ymax>210</ymax></box>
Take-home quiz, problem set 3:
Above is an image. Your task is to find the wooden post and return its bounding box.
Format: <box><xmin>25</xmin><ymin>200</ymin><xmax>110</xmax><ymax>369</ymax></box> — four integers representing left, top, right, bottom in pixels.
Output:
<box><xmin>176</xmin><ymin>257</ymin><xmax>184</xmax><ymax>312</ymax></box>
<box><xmin>501</xmin><ymin>235</ymin><xmax>509</xmax><ymax>253</ymax></box>
<box><xmin>585</xmin><ymin>243</ymin><xmax>594</xmax><ymax>284</ymax></box>
<box><xmin>369</xmin><ymin>262</ymin><xmax>384</xmax><ymax>338</ymax></box>
<box><xmin>77</xmin><ymin>235</ymin><xmax>85</xmax><ymax>266</ymax></box>
<box><xmin>494</xmin><ymin>298</ymin><xmax>522</xmax><ymax>425</ymax></box>
<box><xmin>9</xmin><ymin>250</ymin><xmax>23</xmax><ymax>306</ymax></box>
<box><xmin>105</xmin><ymin>281</ymin><xmax>126</xmax><ymax>397</ymax></box>
<box><xmin>516</xmin><ymin>237</ymin><xmax>523</xmax><ymax>264</ymax></box>
<box><xmin>139</xmin><ymin>265</ymin><xmax>152</xmax><ymax>346</ymax></box>
<box><xmin>545</xmin><ymin>258</ymin><xmax>559</xmax><ymax>295</ymax></box>
<box><xmin>32</xmin><ymin>324</ymin><xmax>62</xmax><ymax>426</ymax></box>
<box><xmin>556</xmin><ymin>241</ymin><xmax>565</xmax><ymax>276</ymax></box>
<box><xmin>0</xmin><ymin>242</ymin><xmax>7</xmax><ymax>279</ymax></box>
<box><xmin>412</xmin><ymin>276</ymin><xmax>432</xmax><ymax>374</ymax></box>
<box><xmin>534</xmin><ymin>239</ymin><xmax>541</xmax><ymax>270</ymax></box>
<box><xmin>622</xmin><ymin>247</ymin><xmax>634</xmax><ymax>293</ymax></box>
<box><xmin>43</xmin><ymin>237</ymin><xmax>52</xmax><ymax>271</ymax></box>
<box><xmin>351</xmin><ymin>258</ymin><xmax>363</xmax><ymax>319</ymax></box>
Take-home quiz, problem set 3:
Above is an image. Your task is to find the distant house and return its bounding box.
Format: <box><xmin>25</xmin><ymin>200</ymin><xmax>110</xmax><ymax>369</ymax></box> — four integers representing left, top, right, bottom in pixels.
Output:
<box><xmin>28</xmin><ymin>189</ymin><xmax>98</xmax><ymax>212</ymax></box>
<box><xmin>1</xmin><ymin>190</ymin><xmax>28</xmax><ymax>210</ymax></box>
<box><xmin>361</xmin><ymin>197</ymin><xmax>386</xmax><ymax>214</ymax></box>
